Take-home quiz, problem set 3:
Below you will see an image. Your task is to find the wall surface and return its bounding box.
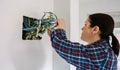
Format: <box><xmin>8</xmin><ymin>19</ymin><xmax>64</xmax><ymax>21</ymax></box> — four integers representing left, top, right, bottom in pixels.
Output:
<box><xmin>79</xmin><ymin>0</ymin><xmax>120</xmax><ymax>26</ymax></box>
<box><xmin>0</xmin><ymin>0</ymin><xmax>53</xmax><ymax>70</ymax></box>
<box><xmin>53</xmin><ymin>0</ymin><xmax>70</xmax><ymax>70</ymax></box>
<box><xmin>70</xmin><ymin>0</ymin><xmax>80</xmax><ymax>70</ymax></box>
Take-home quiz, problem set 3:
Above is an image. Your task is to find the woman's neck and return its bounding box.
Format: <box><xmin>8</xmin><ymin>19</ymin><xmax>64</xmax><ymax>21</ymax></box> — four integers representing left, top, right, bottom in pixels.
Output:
<box><xmin>88</xmin><ymin>36</ymin><xmax>101</xmax><ymax>44</ymax></box>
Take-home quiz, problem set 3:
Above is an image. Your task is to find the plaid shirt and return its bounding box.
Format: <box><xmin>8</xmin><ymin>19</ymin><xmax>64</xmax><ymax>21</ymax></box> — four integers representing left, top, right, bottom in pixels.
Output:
<box><xmin>50</xmin><ymin>29</ymin><xmax>117</xmax><ymax>70</ymax></box>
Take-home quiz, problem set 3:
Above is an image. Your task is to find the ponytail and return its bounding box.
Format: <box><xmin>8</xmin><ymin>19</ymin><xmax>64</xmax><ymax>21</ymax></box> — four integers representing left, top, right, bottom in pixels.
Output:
<box><xmin>110</xmin><ymin>33</ymin><xmax>120</xmax><ymax>57</ymax></box>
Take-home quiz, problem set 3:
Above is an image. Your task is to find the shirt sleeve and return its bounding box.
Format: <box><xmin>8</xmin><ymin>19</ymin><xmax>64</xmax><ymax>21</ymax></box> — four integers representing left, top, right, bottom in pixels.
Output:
<box><xmin>50</xmin><ymin>29</ymin><xmax>92</xmax><ymax>68</ymax></box>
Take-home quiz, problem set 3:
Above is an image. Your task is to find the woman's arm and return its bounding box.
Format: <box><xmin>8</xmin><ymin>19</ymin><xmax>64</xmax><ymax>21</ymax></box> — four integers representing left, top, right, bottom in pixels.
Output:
<box><xmin>50</xmin><ymin>29</ymin><xmax>92</xmax><ymax>68</ymax></box>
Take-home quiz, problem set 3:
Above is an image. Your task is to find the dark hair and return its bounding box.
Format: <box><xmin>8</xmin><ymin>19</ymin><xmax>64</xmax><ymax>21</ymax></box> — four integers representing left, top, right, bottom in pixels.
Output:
<box><xmin>89</xmin><ymin>13</ymin><xmax>120</xmax><ymax>57</ymax></box>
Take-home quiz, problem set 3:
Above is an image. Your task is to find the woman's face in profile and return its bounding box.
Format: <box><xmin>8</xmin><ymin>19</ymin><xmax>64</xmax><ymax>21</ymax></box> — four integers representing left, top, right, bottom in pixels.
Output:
<box><xmin>81</xmin><ymin>18</ymin><xmax>94</xmax><ymax>43</ymax></box>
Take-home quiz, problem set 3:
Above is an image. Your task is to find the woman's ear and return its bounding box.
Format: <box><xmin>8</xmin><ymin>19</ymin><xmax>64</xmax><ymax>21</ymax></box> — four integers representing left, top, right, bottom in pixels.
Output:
<box><xmin>92</xmin><ymin>26</ymin><xmax>100</xmax><ymax>34</ymax></box>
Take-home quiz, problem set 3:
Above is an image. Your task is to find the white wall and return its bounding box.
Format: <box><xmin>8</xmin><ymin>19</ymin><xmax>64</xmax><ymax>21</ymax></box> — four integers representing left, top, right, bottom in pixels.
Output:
<box><xmin>53</xmin><ymin>0</ymin><xmax>70</xmax><ymax>70</ymax></box>
<box><xmin>79</xmin><ymin>0</ymin><xmax>120</xmax><ymax>28</ymax></box>
<box><xmin>70</xmin><ymin>0</ymin><xmax>79</xmax><ymax>70</ymax></box>
<box><xmin>0</xmin><ymin>0</ymin><xmax>53</xmax><ymax>70</ymax></box>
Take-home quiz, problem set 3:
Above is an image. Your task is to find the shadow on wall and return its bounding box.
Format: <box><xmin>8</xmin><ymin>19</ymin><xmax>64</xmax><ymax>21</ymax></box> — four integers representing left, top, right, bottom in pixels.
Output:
<box><xmin>8</xmin><ymin>39</ymin><xmax>46</xmax><ymax>70</ymax></box>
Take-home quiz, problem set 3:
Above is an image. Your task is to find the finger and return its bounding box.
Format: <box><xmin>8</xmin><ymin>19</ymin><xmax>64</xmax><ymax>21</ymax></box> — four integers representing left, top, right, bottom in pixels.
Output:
<box><xmin>47</xmin><ymin>29</ymin><xmax>53</xmax><ymax>33</ymax></box>
<box><xmin>47</xmin><ymin>30</ymin><xmax>51</xmax><ymax>36</ymax></box>
<box><xmin>55</xmin><ymin>22</ymin><xmax>58</xmax><ymax>27</ymax></box>
<box><xmin>48</xmin><ymin>29</ymin><xmax>52</xmax><ymax>31</ymax></box>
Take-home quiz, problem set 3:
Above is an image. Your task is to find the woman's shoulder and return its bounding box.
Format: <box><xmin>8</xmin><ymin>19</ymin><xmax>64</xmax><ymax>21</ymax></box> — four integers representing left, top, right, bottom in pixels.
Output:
<box><xmin>85</xmin><ymin>39</ymin><xmax>110</xmax><ymax>52</ymax></box>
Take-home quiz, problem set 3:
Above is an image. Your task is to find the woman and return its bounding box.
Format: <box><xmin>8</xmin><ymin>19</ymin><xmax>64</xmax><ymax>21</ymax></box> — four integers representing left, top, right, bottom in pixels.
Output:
<box><xmin>48</xmin><ymin>13</ymin><xmax>120</xmax><ymax>70</ymax></box>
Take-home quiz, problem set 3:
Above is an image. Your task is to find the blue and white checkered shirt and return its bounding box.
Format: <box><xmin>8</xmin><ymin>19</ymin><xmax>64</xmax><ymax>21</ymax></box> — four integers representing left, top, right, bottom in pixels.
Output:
<box><xmin>50</xmin><ymin>29</ymin><xmax>117</xmax><ymax>70</ymax></box>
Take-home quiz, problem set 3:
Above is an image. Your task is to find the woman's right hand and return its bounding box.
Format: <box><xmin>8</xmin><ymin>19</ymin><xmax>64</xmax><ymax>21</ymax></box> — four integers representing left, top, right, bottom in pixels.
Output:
<box><xmin>56</xmin><ymin>18</ymin><xmax>66</xmax><ymax>30</ymax></box>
